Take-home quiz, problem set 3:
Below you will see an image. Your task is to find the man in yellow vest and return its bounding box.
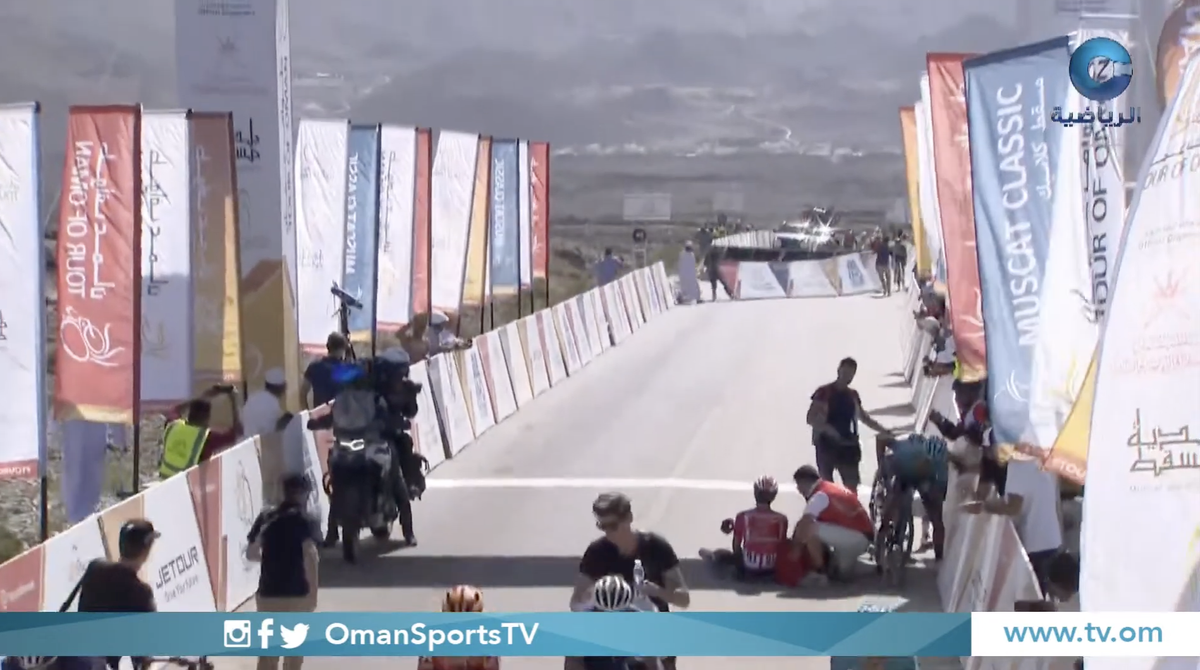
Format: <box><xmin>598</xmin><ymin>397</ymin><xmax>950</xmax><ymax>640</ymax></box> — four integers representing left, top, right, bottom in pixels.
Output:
<box><xmin>159</xmin><ymin>384</ymin><xmax>243</xmax><ymax>479</ymax></box>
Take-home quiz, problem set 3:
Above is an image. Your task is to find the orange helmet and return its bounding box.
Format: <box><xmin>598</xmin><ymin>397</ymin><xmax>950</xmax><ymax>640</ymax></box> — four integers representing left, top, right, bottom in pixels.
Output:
<box><xmin>443</xmin><ymin>585</ymin><xmax>485</xmax><ymax>612</ymax></box>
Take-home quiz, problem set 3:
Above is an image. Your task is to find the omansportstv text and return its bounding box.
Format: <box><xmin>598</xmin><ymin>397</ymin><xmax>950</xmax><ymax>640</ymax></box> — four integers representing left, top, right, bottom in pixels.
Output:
<box><xmin>224</xmin><ymin>618</ymin><xmax>540</xmax><ymax>652</ymax></box>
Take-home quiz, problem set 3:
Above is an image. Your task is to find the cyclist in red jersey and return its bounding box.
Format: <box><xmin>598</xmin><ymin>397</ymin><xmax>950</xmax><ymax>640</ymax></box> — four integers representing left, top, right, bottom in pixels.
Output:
<box><xmin>715</xmin><ymin>477</ymin><xmax>789</xmax><ymax>579</ymax></box>
<box><xmin>418</xmin><ymin>586</ymin><xmax>499</xmax><ymax>670</ymax></box>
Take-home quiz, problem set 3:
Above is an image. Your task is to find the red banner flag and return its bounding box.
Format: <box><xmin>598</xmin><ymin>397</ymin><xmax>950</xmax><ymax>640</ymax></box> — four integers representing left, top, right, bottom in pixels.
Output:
<box><xmin>55</xmin><ymin>105</ymin><xmax>142</xmax><ymax>422</ymax></box>
<box><xmin>529</xmin><ymin>141</ymin><xmax>550</xmax><ymax>280</ymax></box>
<box><xmin>928</xmin><ymin>53</ymin><xmax>986</xmax><ymax>382</ymax></box>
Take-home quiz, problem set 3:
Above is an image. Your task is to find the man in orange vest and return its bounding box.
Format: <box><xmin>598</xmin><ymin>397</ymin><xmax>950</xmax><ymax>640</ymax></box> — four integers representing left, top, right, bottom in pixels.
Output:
<box><xmin>776</xmin><ymin>465</ymin><xmax>874</xmax><ymax>587</ymax></box>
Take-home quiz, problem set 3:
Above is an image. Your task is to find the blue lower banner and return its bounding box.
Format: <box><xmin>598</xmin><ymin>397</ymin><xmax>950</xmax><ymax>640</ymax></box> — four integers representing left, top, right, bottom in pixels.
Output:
<box><xmin>0</xmin><ymin>613</ymin><xmax>969</xmax><ymax>657</ymax></box>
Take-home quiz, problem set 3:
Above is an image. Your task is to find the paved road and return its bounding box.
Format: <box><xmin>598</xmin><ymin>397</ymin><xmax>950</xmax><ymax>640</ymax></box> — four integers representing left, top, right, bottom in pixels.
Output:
<box><xmin>227</xmin><ymin>290</ymin><xmax>948</xmax><ymax>669</ymax></box>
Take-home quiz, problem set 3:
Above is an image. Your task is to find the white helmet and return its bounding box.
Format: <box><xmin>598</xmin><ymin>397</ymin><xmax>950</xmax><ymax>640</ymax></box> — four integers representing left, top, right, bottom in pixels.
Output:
<box><xmin>592</xmin><ymin>574</ymin><xmax>635</xmax><ymax>612</ymax></box>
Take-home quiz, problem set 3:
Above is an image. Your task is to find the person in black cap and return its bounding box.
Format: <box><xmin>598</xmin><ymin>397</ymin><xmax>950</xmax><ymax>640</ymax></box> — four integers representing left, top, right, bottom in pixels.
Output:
<box><xmin>248</xmin><ymin>474</ymin><xmax>321</xmax><ymax>670</ymax></box>
<box><xmin>64</xmin><ymin>518</ymin><xmax>159</xmax><ymax>670</ymax></box>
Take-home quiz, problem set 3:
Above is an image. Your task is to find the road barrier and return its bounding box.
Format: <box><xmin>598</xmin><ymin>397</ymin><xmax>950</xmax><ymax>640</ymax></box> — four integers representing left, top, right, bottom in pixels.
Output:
<box><xmin>899</xmin><ymin>284</ymin><xmax>1073</xmax><ymax>670</ymax></box>
<box><xmin>0</xmin><ymin>262</ymin><xmax>677</xmax><ymax>614</ymax></box>
<box><xmin>714</xmin><ymin>252</ymin><xmax>888</xmax><ymax>300</ymax></box>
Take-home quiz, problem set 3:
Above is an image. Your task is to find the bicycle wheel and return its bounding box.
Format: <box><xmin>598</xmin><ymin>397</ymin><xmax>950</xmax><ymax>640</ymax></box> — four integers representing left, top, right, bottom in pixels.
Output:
<box><xmin>887</xmin><ymin>494</ymin><xmax>914</xmax><ymax>587</ymax></box>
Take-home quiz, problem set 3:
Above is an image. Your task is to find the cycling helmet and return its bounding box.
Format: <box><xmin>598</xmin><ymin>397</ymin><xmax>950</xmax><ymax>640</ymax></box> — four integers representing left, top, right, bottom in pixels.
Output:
<box><xmin>753</xmin><ymin>476</ymin><xmax>778</xmax><ymax>503</ymax></box>
<box><xmin>443</xmin><ymin>584</ymin><xmax>485</xmax><ymax>612</ymax></box>
<box><xmin>592</xmin><ymin>575</ymin><xmax>635</xmax><ymax>612</ymax></box>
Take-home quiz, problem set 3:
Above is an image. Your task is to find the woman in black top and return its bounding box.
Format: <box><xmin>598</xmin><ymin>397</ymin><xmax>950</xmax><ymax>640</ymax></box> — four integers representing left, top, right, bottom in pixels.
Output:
<box><xmin>568</xmin><ymin>493</ymin><xmax>689</xmax><ymax>670</ymax></box>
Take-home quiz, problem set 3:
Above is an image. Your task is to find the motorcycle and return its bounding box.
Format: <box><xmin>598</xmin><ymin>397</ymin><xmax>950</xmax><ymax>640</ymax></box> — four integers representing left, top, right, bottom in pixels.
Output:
<box><xmin>324</xmin><ymin>385</ymin><xmax>401</xmax><ymax>562</ymax></box>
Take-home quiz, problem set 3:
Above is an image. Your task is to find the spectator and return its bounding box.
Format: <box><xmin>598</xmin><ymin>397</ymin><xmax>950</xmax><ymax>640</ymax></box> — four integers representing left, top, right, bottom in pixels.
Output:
<box><xmin>961</xmin><ymin>458</ymin><xmax>1064</xmax><ymax>594</ymax></box>
<box><xmin>1044</xmin><ymin>550</ymin><xmax>1080</xmax><ymax>602</ymax></box>
<box><xmin>704</xmin><ymin>247</ymin><xmax>723</xmax><ymax>302</ymax></box>
<box><xmin>425</xmin><ymin>311</ymin><xmax>471</xmax><ymax>356</ymax></box>
<box><xmin>594</xmin><ymin>248</ymin><xmax>624</xmax><ymax>287</ymax></box>
<box><xmin>159</xmin><ymin>385</ymin><xmax>242</xmax><ymax>478</ymax></box>
<box><xmin>71</xmin><ymin>519</ymin><xmax>159</xmax><ymax>670</ymax></box>
<box><xmin>301</xmin><ymin>333</ymin><xmax>350</xmax><ymax>409</ymax></box>
<box><xmin>242</xmin><ymin>368</ymin><xmax>288</xmax><ymax>437</ymax></box>
<box><xmin>806</xmin><ymin>357</ymin><xmax>891</xmax><ymax>490</ymax></box>
<box><xmin>248</xmin><ymin>474</ymin><xmax>321</xmax><ymax>670</ymax></box>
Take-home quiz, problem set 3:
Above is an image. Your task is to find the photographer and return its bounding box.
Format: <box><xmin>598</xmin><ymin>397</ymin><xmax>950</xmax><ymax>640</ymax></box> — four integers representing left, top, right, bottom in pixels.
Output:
<box><xmin>375</xmin><ymin>347</ymin><xmax>427</xmax><ymax>546</ymax></box>
<box><xmin>159</xmin><ymin>385</ymin><xmax>243</xmax><ymax>478</ymax></box>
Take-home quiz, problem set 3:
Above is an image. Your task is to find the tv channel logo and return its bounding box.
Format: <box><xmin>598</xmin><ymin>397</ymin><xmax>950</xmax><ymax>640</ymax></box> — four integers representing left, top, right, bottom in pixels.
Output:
<box><xmin>1069</xmin><ymin>37</ymin><xmax>1133</xmax><ymax>102</ymax></box>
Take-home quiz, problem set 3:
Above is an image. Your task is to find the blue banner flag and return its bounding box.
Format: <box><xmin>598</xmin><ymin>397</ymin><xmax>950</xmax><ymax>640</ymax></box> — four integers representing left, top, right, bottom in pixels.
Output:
<box><xmin>964</xmin><ymin>37</ymin><xmax>1071</xmax><ymax>447</ymax></box>
<box><xmin>489</xmin><ymin>139</ymin><xmax>521</xmax><ymax>294</ymax></box>
<box><xmin>0</xmin><ymin>612</ymin><xmax>970</xmax><ymax>657</ymax></box>
<box><xmin>344</xmin><ymin>124</ymin><xmax>381</xmax><ymax>339</ymax></box>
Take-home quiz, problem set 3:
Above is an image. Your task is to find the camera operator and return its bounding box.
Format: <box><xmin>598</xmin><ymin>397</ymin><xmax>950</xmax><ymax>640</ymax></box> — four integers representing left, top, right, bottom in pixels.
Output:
<box><xmin>374</xmin><ymin>347</ymin><xmax>428</xmax><ymax>546</ymax></box>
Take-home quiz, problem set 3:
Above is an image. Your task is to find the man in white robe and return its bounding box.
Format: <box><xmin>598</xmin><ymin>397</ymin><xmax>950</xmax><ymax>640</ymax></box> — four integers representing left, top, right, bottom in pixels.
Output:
<box><xmin>676</xmin><ymin>242</ymin><xmax>701</xmax><ymax>304</ymax></box>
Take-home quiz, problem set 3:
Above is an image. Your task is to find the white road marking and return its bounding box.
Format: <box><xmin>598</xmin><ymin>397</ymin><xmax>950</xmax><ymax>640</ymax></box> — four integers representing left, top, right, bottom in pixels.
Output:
<box><xmin>427</xmin><ymin>477</ymin><xmax>872</xmax><ymax>499</ymax></box>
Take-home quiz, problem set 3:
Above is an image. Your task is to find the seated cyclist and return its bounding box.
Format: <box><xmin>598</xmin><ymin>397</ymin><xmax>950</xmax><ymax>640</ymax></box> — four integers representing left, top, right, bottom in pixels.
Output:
<box><xmin>715</xmin><ymin>476</ymin><xmax>789</xmax><ymax>580</ymax></box>
<box><xmin>875</xmin><ymin>433</ymin><xmax>950</xmax><ymax>561</ymax></box>
<box><xmin>418</xmin><ymin>586</ymin><xmax>499</xmax><ymax>670</ymax></box>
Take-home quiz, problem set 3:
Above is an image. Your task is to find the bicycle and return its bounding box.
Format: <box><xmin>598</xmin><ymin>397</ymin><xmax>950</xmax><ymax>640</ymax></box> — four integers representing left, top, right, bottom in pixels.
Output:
<box><xmin>871</xmin><ymin>469</ymin><xmax>914</xmax><ymax>588</ymax></box>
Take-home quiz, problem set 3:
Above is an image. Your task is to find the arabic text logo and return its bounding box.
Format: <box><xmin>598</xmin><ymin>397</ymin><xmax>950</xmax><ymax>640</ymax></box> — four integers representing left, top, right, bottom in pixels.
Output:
<box><xmin>1070</xmin><ymin>38</ymin><xmax>1133</xmax><ymax>102</ymax></box>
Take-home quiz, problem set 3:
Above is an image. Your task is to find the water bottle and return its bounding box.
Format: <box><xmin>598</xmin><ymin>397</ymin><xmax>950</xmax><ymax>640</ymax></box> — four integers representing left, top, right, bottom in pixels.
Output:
<box><xmin>632</xmin><ymin>559</ymin><xmax>645</xmax><ymax>591</ymax></box>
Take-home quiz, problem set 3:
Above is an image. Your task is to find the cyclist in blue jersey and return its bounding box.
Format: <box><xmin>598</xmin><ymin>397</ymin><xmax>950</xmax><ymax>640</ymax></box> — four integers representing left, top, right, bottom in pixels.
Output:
<box><xmin>875</xmin><ymin>433</ymin><xmax>950</xmax><ymax>561</ymax></box>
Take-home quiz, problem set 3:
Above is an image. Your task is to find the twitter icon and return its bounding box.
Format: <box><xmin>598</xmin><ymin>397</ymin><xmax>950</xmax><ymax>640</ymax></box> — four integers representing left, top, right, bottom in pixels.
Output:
<box><xmin>280</xmin><ymin>624</ymin><xmax>309</xmax><ymax>649</ymax></box>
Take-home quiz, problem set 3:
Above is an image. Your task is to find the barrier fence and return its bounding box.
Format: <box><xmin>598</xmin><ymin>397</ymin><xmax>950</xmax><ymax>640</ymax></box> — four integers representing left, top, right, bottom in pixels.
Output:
<box><xmin>0</xmin><ymin>262</ymin><xmax>676</xmax><ymax>614</ymax></box>
<box><xmin>716</xmin><ymin>251</ymin><xmax>885</xmax><ymax>300</ymax></box>
<box><xmin>898</xmin><ymin>284</ymin><xmax>1073</xmax><ymax>670</ymax></box>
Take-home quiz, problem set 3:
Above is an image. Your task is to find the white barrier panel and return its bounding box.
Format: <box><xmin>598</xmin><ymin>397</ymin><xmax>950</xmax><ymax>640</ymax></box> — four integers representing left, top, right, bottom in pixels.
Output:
<box><xmin>458</xmin><ymin>345</ymin><xmax>496</xmax><ymax>438</ymax></box>
<box><xmin>217</xmin><ymin>439</ymin><xmax>264</xmax><ymax>610</ymax></box>
<box><xmin>602</xmin><ymin>283</ymin><xmax>630</xmax><ymax>344</ymax></box>
<box><xmin>538</xmin><ymin>310</ymin><xmax>568</xmax><ymax>384</ymax></box>
<box><xmin>410</xmin><ymin>360</ymin><xmax>449</xmax><ymax>468</ymax></box>
<box><xmin>428</xmin><ymin>353</ymin><xmax>473</xmax><ymax>456</ymax></box>
<box><xmin>519</xmin><ymin>315</ymin><xmax>552</xmax><ymax>396</ymax></box>
<box><xmin>787</xmin><ymin>260</ymin><xmax>838</xmax><ymax>297</ymax></box>
<box><xmin>501</xmin><ymin>322</ymin><xmax>535</xmax><ymax>406</ymax></box>
<box><xmin>566</xmin><ymin>298</ymin><xmax>595</xmax><ymax>366</ymax></box>
<box><xmin>478</xmin><ymin>330</ymin><xmax>518</xmax><ymax>423</ymax></box>
<box><xmin>552</xmin><ymin>303</ymin><xmax>582</xmax><ymax>375</ymax></box>
<box><xmin>734</xmin><ymin>262</ymin><xmax>787</xmax><ymax>300</ymax></box>
<box><xmin>299</xmin><ymin>410</ymin><xmax>333</xmax><ymax>536</ymax></box>
<box><xmin>654</xmin><ymin>263</ymin><xmax>676</xmax><ymax>309</ymax></box>
<box><xmin>574</xmin><ymin>293</ymin><xmax>603</xmax><ymax>359</ymax></box>
<box><xmin>588</xmin><ymin>289</ymin><xmax>612</xmax><ymax>351</ymax></box>
<box><xmin>836</xmin><ymin>253</ymin><xmax>881</xmax><ymax>296</ymax></box>
<box><xmin>620</xmin><ymin>275</ymin><xmax>644</xmax><ymax>328</ymax></box>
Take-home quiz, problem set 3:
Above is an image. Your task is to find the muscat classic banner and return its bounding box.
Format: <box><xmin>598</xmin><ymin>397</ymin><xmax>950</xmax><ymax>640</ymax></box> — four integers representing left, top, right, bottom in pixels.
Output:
<box><xmin>964</xmin><ymin>37</ymin><xmax>1070</xmax><ymax>449</ymax></box>
<box><xmin>344</xmin><ymin>124</ymin><xmax>380</xmax><ymax>341</ymax></box>
<box><xmin>55</xmin><ymin>106</ymin><xmax>142</xmax><ymax>424</ymax></box>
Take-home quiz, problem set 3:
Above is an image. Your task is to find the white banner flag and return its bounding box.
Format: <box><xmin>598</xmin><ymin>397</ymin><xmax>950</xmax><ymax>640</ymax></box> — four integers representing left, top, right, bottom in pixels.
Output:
<box><xmin>0</xmin><ymin>103</ymin><xmax>45</xmax><ymax>478</ymax></box>
<box><xmin>517</xmin><ymin>140</ymin><xmax>533</xmax><ymax>289</ymax></box>
<box><xmin>295</xmin><ymin>118</ymin><xmax>349</xmax><ymax>351</ymax></box>
<box><xmin>1026</xmin><ymin>83</ymin><xmax>1095</xmax><ymax>451</ymax></box>
<box><xmin>375</xmin><ymin>125</ymin><xmax>417</xmax><ymax>331</ymax></box>
<box><xmin>140</xmin><ymin>110</ymin><xmax>195</xmax><ymax>407</ymax></box>
<box><xmin>430</xmin><ymin>131</ymin><xmax>478</xmax><ymax>312</ymax></box>
<box><xmin>174</xmin><ymin>0</ymin><xmax>296</xmax><ymax>393</ymax></box>
<box><xmin>1082</xmin><ymin>53</ymin><xmax>1200</xmax><ymax>661</ymax></box>
<box><xmin>917</xmin><ymin>75</ymin><xmax>948</xmax><ymax>283</ymax></box>
<box><xmin>1078</xmin><ymin>28</ymin><xmax>1129</xmax><ymax>323</ymax></box>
